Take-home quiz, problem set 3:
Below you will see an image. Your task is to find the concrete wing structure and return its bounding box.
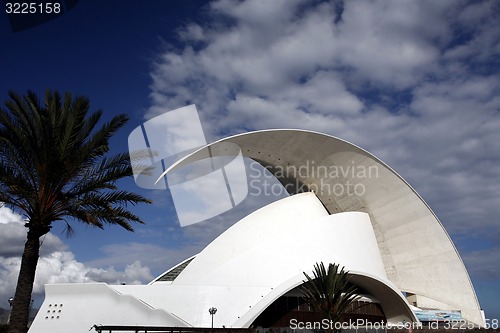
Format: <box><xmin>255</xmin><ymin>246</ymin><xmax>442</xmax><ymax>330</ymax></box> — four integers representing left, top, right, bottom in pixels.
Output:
<box><xmin>167</xmin><ymin>129</ymin><xmax>484</xmax><ymax>326</ymax></box>
<box><xmin>28</xmin><ymin>129</ymin><xmax>484</xmax><ymax>333</ymax></box>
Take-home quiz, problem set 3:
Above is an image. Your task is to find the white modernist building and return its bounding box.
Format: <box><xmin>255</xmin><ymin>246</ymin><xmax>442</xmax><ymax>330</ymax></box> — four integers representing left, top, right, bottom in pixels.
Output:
<box><xmin>29</xmin><ymin>130</ymin><xmax>484</xmax><ymax>332</ymax></box>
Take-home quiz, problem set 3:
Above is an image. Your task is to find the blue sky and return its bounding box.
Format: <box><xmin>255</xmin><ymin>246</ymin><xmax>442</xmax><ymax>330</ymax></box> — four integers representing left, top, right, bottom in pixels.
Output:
<box><xmin>1</xmin><ymin>0</ymin><xmax>499</xmax><ymax>321</ymax></box>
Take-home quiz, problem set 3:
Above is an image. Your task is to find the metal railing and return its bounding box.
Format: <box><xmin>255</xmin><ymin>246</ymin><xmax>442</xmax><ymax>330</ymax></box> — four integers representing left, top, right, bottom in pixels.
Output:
<box><xmin>91</xmin><ymin>325</ymin><xmax>254</xmax><ymax>333</ymax></box>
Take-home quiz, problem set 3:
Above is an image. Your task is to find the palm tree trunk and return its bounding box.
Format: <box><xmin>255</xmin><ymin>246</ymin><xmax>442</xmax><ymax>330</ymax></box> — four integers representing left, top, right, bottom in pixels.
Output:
<box><xmin>8</xmin><ymin>230</ymin><xmax>41</xmax><ymax>333</ymax></box>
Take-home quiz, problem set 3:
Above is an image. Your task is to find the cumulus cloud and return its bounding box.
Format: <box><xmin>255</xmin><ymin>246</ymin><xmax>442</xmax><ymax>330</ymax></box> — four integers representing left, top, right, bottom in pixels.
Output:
<box><xmin>0</xmin><ymin>206</ymin><xmax>154</xmax><ymax>308</ymax></box>
<box><xmin>145</xmin><ymin>0</ymin><xmax>500</xmax><ymax>288</ymax></box>
<box><xmin>334</xmin><ymin>0</ymin><xmax>449</xmax><ymax>88</ymax></box>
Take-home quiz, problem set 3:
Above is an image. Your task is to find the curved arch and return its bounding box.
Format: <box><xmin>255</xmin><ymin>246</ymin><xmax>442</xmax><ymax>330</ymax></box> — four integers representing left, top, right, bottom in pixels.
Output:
<box><xmin>234</xmin><ymin>271</ymin><xmax>417</xmax><ymax>327</ymax></box>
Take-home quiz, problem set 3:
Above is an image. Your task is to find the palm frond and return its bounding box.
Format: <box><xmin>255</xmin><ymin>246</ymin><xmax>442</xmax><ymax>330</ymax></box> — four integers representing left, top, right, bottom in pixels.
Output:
<box><xmin>300</xmin><ymin>262</ymin><xmax>360</xmax><ymax>323</ymax></box>
<box><xmin>0</xmin><ymin>90</ymin><xmax>151</xmax><ymax>234</ymax></box>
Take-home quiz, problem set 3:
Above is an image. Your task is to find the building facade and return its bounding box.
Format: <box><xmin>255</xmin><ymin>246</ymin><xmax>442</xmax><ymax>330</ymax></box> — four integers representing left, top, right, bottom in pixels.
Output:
<box><xmin>29</xmin><ymin>130</ymin><xmax>484</xmax><ymax>332</ymax></box>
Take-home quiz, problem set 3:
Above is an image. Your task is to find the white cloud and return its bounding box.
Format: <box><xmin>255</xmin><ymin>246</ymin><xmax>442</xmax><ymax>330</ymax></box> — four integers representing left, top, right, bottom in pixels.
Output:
<box><xmin>334</xmin><ymin>0</ymin><xmax>457</xmax><ymax>88</ymax></box>
<box><xmin>0</xmin><ymin>205</ymin><xmax>25</xmax><ymax>224</ymax></box>
<box><xmin>0</xmin><ymin>206</ymin><xmax>154</xmax><ymax>308</ymax></box>
<box><xmin>0</xmin><ymin>206</ymin><xmax>67</xmax><ymax>258</ymax></box>
<box><xmin>84</xmin><ymin>261</ymin><xmax>153</xmax><ymax>285</ymax></box>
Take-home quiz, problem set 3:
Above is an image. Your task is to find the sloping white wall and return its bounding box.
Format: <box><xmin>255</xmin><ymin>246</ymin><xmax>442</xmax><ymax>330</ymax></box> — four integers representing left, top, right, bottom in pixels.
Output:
<box><xmin>120</xmin><ymin>193</ymin><xmax>414</xmax><ymax>327</ymax></box>
<box><xmin>28</xmin><ymin>283</ymin><xmax>188</xmax><ymax>333</ymax></box>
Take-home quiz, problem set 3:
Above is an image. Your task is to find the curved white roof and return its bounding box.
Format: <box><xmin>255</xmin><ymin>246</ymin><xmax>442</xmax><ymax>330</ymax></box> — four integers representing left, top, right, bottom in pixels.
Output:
<box><xmin>167</xmin><ymin>129</ymin><xmax>483</xmax><ymax>326</ymax></box>
<box><xmin>136</xmin><ymin>192</ymin><xmax>417</xmax><ymax>326</ymax></box>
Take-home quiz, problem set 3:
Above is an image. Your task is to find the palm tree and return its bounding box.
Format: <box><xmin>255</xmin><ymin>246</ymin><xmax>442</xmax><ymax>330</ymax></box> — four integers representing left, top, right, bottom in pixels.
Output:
<box><xmin>0</xmin><ymin>90</ymin><xmax>152</xmax><ymax>333</ymax></box>
<box><xmin>300</xmin><ymin>262</ymin><xmax>360</xmax><ymax>331</ymax></box>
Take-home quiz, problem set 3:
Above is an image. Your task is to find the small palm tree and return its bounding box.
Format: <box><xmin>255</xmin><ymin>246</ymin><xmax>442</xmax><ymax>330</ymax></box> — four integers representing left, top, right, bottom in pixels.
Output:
<box><xmin>300</xmin><ymin>262</ymin><xmax>360</xmax><ymax>331</ymax></box>
<box><xmin>0</xmin><ymin>90</ymin><xmax>152</xmax><ymax>333</ymax></box>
